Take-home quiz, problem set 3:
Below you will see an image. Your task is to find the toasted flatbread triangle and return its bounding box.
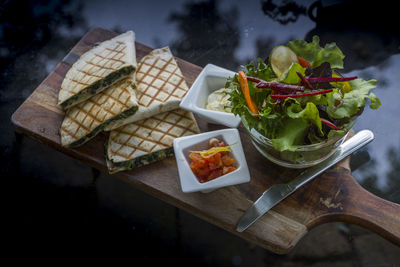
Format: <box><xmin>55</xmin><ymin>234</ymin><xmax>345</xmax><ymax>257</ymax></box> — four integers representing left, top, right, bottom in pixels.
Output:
<box><xmin>104</xmin><ymin>46</ymin><xmax>189</xmax><ymax>131</ymax></box>
<box><xmin>60</xmin><ymin>72</ymin><xmax>138</xmax><ymax>148</ymax></box>
<box><xmin>58</xmin><ymin>31</ymin><xmax>137</xmax><ymax>109</ymax></box>
<box><xmin>106</xmin><ymin>109</ymin><xmax>200</xmax><ymax>174</ymax></box>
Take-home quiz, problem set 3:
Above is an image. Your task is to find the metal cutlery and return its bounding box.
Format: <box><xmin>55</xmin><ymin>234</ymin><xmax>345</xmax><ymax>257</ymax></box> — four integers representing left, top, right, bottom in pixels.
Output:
<box><xmin>236</xmin><ymin>129</ymin><xmax>374</xmax><ymax>232</ymax></box>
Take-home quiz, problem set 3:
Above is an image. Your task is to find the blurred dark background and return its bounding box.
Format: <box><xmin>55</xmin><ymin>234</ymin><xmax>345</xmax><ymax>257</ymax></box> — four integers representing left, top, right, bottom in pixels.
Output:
<box><xmin>1</xmin><ymin>0</ymin><xmax>400</xmax><ymax>265</ymax></box>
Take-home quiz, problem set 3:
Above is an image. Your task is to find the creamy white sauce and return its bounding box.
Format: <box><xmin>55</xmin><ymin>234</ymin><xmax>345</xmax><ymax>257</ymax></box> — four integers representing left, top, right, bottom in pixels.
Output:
<box><xmin>205</xmin><ymin>88</ymin><xmax>232</xmax><ymax>113</ymax></box>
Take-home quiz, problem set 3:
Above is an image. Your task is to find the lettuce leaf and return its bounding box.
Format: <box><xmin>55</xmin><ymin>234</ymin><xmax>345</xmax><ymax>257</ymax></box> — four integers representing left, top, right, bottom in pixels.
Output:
<box><xmin>288</xmin><ymin>36</ymin><xmax>345</xmax><ymax>69</ymax></box>
<box><xmin>327</xmin><ymin>78</ymin><xmax>380</xmax><ymax>119</ymax></box>
<box><xmin>271</xmin><ymin>118</ymin><xmax>309</xmax><ymax>151</ymax></box>
<box><xmin>286</xmin><ymin>101</ymin><xmax>323</xmax><ymax>135</ymax></box>
<box><xmin>267</xmin><ymin>100</ymin><xmax>324</xmax><ymax>151</ymax></box>
<box><xmin>243</xmin><ymin>58</ymin><xmax>276</xmax><ymax>81</ymax></box>
<box><xmin>279</xmin><ymin>62</ymin><xmax>306</xmax><ymax>84</ymax></box>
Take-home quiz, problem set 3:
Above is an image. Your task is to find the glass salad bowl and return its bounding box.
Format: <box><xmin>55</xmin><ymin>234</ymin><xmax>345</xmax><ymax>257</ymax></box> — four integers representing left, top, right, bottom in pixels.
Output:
<box><xmin>243</xmin><ymin>118</ymin><xmax>357</xmax><ymax>169</ymax></box>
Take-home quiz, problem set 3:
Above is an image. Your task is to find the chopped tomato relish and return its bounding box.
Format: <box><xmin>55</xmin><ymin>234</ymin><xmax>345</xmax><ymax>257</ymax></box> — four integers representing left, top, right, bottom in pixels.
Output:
<box><xmin>189</xmin><ymin>138</ymin><xmax>237</xmax><ymax>183</ymax></box>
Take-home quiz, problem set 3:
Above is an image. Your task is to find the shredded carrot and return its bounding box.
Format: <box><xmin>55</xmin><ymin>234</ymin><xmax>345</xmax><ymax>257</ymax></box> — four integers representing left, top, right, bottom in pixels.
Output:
<box><xmin>237</xmin><ymin>71</ymin><xmax>258</xmax><ymax>114</ymax></box>
<box><xmin>297</xmin><ymin>56</ymin><xmax>311</xmax><ymax>68</ymax></box>
<box><xmin>190</xmin><ymin>143</ymin><xmax>237</xmax><ymax>159</ymax></box>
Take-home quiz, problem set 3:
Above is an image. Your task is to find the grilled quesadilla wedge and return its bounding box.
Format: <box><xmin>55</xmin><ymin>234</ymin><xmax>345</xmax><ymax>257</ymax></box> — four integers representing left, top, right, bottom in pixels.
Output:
<box><xmin>58</xmin><ymin>31</ymin><xmax>136</xmax><ymax>109</ymax></box>
<box><xmin>61</xmin><ymin>73</ymin><xmax>138</xmax><ymax>148</ymax></box>
<box><xmin>104</xmin><ymin>46</ymin><xmax>189</xmax><ymax>131</ymax></box>
<box><xmin>106</xmin><ymin>109</ymin><xmax>200</xmax><ymax>174</ymax></box>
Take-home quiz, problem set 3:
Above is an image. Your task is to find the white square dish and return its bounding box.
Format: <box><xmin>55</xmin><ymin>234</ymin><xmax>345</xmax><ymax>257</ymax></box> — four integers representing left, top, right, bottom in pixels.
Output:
<box><xmin>179</xmin><ymin>64</ymin><xmax>241</xmax><ymax>128</ymax></box>
<box><xmin>173</xmin><ymin>128</ymin><xmax>250</xmax><ymax>193</ymax></box>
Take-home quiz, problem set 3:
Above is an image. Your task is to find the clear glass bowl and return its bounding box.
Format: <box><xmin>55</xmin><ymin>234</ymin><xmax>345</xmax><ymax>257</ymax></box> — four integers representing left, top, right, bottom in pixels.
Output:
<box><xmin>243</xmin><ymin>119</ymin><xmax>356</xmax><ymax>169</ymax></box>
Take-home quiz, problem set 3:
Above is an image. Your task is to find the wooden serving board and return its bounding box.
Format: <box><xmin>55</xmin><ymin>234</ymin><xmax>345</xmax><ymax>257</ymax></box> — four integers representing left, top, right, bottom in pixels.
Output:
<box><xmin>11</xmin><ymin>27</ymin><xmax>400</xmax><ymax>254</ymax></box>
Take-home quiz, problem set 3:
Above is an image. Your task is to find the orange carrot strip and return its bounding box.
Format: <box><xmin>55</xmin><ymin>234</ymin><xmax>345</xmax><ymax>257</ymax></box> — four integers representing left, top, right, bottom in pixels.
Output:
<box><xmin>237</xmin><ymin>71</ymin><xmax>258</xmax><ymax>114</ymax></box>
<box><xmin>298</xmin><ymin>56</ymin><xmax>311</xmax><ymax>68</ymax></box>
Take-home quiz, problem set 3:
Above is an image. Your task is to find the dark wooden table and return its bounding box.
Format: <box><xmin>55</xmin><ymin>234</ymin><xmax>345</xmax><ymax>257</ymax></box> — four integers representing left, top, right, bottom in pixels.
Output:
<box><xmin>11</xmin><ymin>27</ymin><xmax>400</xmax><ymax>254</ymax></box>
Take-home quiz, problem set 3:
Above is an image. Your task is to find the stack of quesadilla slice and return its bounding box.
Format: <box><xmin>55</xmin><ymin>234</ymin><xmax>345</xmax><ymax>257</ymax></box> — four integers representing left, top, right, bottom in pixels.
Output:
<box><xmin>106</xmin><ymin>108</ymin><xmax>200</xmax><ymax>174</ymax></box>
<box><xmin>104</xmin><ymin>46</ymin><xmax>199</xmax><ymax>173</ymax></box>
<box><xmin>105</xmin><ymin>46</ymin><xmax>189</xmax><ymax>131</ymax></box>
<box><xmin>60</xmin><ymin>31</ymin><xmax>139</xmax><ymax>148</ymax></box>
<box><xmin>61</xmin><ymin>74</ymin><xmax>138</xmax><ymax>148</ymax></box>
<box><xmin>58</xmin><ymin>31</ymin><xmax>136</xmax><ymax>109</ymax></box>
<box><xmin>58</xmin><ymin>30</ymin><xmax>200</xmax><ymax>173</ymax></box>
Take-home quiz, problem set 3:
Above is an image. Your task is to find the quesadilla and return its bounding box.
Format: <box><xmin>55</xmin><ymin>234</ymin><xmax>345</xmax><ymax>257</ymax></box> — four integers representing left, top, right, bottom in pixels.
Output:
<box><xmin>106</xmin><ymin>108</ymin><xmax>200</xmax><ymax>174</ymax></box>
<box><xmin>104</xmin><ymin>46</ymin><xmax>189</xmax><ymax>131</ymax></box>
<box><xmin>58</xmin><ymin>31</ymin><xmax>136</xmax><ymax>109</ymax></box>
<box><xmin>60</xmin><ymin>73</ymin><xmax>138</xmax><ymax>148</ymax></box>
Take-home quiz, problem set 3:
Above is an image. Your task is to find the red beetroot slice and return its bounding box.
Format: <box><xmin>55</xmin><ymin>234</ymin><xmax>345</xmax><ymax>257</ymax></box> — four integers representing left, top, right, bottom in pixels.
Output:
<box><xmin>271</xmin><ymin>89</ymin><xmax>333</xmax><ymax>99</ymax></box>
<box><xmin>257</xmin><ymin>81</ymin><xmax>305</xmax><ymax>92</ymax></box>
<box><xmin>246</xmin><ymin>76</ymin><xmax>262</xmax><ymax>83</ymax></box>
<box><xmin>320</xmin><ymin>118</ymin><xmax>339</xmax><ymax>130</ymax></box>
<box><xmin>247</xmin><ymin>76</ymin><xmax>304</xmax><ymax>92</ymax></box>
<box><xmin>307</xmin><ymin>76</ymin><xmax>357</xmax><ymax>83</ymax></box>
<box><xmin>296</xmin><ymin>71</ymin><xmax>313</xmax><ymax>89</ymax></box>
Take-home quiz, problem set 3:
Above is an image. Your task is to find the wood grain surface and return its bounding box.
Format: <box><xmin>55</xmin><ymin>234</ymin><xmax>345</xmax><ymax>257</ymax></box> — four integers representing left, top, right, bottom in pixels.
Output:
<box><xmin>11</xmin><ymin>27</ymin><xmax>400</xmax><ymax>254</ymax></box>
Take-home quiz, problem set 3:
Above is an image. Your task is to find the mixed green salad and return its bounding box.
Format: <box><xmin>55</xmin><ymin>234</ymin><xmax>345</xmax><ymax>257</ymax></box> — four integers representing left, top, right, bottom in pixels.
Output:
<box><xmin>226</xmin><ymin>36</ymin><xmax>380</xmax><ymax>152</ymax></box>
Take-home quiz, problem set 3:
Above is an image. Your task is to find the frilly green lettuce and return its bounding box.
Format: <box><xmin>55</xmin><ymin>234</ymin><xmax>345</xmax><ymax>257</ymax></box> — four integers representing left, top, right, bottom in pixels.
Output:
<box><xmin>288</xmin><ymin>35</ymin><xmax>345</xmax><ymax>69</ymax></box>
<box><xmin>227</xmin><ymin>36</ymin><xmax>380</xmax><ymax>152</ymax></box>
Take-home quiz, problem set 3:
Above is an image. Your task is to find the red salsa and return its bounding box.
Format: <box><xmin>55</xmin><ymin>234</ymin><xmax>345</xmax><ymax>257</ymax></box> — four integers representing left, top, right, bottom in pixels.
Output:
<box><xmin>188</xmin><ymin>138</ymin><xmax>237</xmax><ymax>183</ymax></box>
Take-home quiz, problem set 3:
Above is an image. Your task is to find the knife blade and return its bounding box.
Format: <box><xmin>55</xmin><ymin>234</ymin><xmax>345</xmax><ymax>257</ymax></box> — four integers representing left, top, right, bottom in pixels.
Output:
<box><xmin>236</xmin><ymin>129</ymin><xmax>374</xmax><ymax>232</ymax></box>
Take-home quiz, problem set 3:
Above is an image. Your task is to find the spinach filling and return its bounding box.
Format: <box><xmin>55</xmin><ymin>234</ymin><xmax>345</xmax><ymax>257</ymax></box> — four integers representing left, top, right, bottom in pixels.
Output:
<box><xmin>60</xmin><ymin>65</ymin><xmax>135</xmax><ymax>109</ymax></box>
<box><xmin>66</xmin><ymin>104</ymin><xmax>138</xmax><ymax>148</ymax></box>
<box><xmin>105</xmin><ymin>143</ymin><xmax>175</xmax><ymax>173</ymax></box>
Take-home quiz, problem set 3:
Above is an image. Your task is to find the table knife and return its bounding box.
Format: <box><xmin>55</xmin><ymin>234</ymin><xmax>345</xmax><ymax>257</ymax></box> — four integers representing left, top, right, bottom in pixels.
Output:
<box><xmin>236</xmin><ymin>129</ymin><xmax>374</xmax><ymax>232</ymax></box>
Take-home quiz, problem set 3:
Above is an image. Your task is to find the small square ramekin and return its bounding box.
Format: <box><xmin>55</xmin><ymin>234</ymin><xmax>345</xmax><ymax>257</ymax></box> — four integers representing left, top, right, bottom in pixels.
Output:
<box><xmin>179</xmin><ymin>64</ymin><xmax>241</xmax><ymax>128</ymax></box>
<box><xmin>173</xmin><ymin>128</ymin><xmax>250</xmax><ymax>193</ymax></box>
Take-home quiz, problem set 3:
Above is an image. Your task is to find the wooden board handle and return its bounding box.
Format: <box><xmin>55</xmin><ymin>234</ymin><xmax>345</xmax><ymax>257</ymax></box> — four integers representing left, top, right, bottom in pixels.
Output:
<box><xmin>312</xmin><ymin>169</ymin><xmax>400</xmax><ymax>246</ymax></box>
<box><xmin>343</xmin><ymin>183</ymin><xmax>400</xmax><ymax>245</ymax></box>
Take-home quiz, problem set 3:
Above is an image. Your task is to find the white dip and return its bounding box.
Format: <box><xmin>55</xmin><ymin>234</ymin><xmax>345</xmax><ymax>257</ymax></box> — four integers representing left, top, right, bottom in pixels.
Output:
<box><xmin>206</xmin><ymin>88</ymin><xmax>232</xmax><ymax>113</ymax></box>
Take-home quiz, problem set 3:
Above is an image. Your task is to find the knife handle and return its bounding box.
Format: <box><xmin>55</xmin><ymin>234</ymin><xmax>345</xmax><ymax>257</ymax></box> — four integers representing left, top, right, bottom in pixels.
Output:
<box><xmin>339</xmin><ymin>130</ymin><xmax>374</xmax><ymax>160</ymax></box>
